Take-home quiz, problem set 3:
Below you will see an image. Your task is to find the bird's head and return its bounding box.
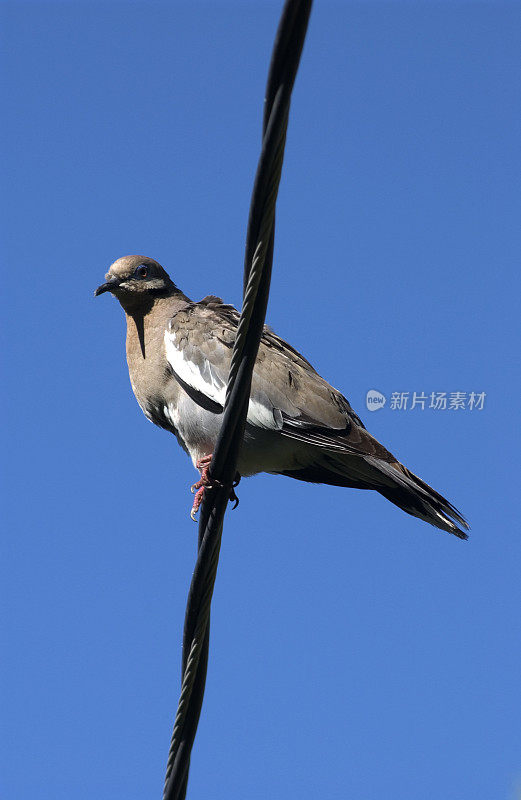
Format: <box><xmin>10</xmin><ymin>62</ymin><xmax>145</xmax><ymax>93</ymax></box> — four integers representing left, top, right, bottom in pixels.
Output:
<box><xmin>95</xmin><ymin>255</ymin><xmax>176</xmax><ymax>311</ymax></box>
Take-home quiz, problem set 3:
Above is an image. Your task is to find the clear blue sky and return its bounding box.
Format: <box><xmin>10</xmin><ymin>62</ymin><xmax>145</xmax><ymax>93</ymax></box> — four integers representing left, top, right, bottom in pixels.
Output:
<box><xmin>2</xmin><ymin>2</ymin><xmax>520</xmax><ymax>798</ymax></box>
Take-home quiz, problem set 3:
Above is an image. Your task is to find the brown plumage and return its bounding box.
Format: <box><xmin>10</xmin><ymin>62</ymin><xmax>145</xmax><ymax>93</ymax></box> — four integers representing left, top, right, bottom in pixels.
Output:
<box><xmin>95</xmin><ymin>255</ymin><xmax>469</xmax><ymax>538</ymax></box>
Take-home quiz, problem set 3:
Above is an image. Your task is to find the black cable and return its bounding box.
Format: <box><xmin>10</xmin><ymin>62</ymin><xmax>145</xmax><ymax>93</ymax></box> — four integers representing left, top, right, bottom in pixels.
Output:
<box><xmin>163</xmin><ymin>3</ymin><xmax>313</xmax><ymax>798</ymax></box>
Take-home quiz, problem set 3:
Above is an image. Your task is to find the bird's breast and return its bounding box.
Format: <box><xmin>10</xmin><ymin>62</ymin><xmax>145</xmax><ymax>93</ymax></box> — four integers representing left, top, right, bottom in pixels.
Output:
<box><xmin>125</xmin><ymin>322</ymin><xmax>313</xmax><ymax>476</ymax></box>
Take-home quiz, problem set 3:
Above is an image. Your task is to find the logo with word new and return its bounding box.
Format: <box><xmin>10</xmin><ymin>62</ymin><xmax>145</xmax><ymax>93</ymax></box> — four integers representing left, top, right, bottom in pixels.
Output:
<box><xmin>366</xmin><ymin>389</ymin><xmax>386</xmax><ymax>411</ymax></box>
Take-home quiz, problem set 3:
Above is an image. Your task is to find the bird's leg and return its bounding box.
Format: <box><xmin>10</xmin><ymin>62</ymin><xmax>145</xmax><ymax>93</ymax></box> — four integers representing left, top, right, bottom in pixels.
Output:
<box><xmin>190</xmin><ymin>455</ymin><xmax>218</xmax><ymax>521</ymax></box>
<box><xmin>190</xmin><ymin>455</ymin><xmax>214</xmax><ymax>492</ymax></box>
<box><xmin>190</xmin><ymin>485</ymin><xmax>207</xmax><ymax>521</ymax></box>
<box><xmin>190</xmin><ymin>456</ymin><xmax>241</xmax><ymax>521</ymax></box>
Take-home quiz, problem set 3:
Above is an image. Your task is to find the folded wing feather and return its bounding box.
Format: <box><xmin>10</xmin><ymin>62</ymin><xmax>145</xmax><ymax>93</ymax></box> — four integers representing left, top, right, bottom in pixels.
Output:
<box><xmin>164</xmin><ymin>301</ymin><xmax>391</xmax><ymax>461</ymax></box>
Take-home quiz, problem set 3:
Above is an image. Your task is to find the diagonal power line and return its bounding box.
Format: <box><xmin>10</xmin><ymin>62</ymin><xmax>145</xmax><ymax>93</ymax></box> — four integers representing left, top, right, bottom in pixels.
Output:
<box><xmin>163</xmin><ymin>3</ymin><xmax>313</xmax><ymax>798</ymax></box>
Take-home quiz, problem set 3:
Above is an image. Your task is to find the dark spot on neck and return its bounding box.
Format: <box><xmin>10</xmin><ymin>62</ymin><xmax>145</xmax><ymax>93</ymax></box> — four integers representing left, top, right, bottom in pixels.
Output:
<box><xmin>129</xmin><ymin>311</ymin><xmax>147</xmax><ymax>358</ymax></box>
<box><xmin>119</xmin><ymin>294</ymin><xmax>154</xmax><ymax>317</ymax></box>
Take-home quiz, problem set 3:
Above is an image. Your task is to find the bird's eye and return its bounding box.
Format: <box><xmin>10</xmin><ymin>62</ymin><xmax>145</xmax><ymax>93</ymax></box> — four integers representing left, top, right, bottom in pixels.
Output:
<box><xmin>134</xmin><ymin>264</ymin><xmax>149</xmax><ymax>279</ymax></box>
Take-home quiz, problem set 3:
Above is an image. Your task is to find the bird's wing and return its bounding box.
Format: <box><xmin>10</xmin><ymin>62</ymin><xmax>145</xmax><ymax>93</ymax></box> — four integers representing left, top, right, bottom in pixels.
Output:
<box><xmin>164</xmin><ymin>300</ymin><xmax>394</xmax><ymax>461</ymax></box>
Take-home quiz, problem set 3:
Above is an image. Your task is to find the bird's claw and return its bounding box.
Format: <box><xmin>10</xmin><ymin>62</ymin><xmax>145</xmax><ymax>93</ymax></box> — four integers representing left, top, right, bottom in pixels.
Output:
<box><xmin>189</xmin><ymin>470</ymin><xmax>241</xmax><ymax>520</ymax></box>
<box><xmin>230</xmin><ymin>473</ymin><xmax>241</xmax><ymax>509</ymax></box>
<box><xmin>190</xmin><ymin>485</ymin><xmax>206</xmax><ymax>521</ymax></box>
<box><xmin>189</xmin><ymin>470</ymin><xmax>222</xmax><ymax>520</ymax></box>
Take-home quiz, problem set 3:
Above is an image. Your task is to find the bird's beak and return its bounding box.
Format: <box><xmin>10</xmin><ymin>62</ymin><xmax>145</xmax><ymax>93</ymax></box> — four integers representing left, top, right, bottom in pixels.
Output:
<box><xmin>94</xmin><ymin>277</ymin><xmax>120</xmax><ymax>297</ymax></box>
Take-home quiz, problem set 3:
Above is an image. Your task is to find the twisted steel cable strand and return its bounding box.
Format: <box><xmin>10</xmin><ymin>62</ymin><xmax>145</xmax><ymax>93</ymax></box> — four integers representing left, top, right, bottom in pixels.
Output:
<box><xmin>163</xmin><ymin>3</ymin><xmax>313</xmax><ymax>798</ymax></box>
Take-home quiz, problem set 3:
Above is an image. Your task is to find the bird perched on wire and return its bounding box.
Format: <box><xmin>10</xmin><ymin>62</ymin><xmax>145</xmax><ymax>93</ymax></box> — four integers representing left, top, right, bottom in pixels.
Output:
<box><xmin>95</xmin><ymin>254</ymin><xmax>469</xmax><ymax>538</ymax></box>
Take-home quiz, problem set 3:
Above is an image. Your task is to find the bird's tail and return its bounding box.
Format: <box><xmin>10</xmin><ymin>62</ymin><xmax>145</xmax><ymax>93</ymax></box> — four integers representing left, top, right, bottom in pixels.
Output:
<box><xmin>366</xmin><ymin>457</ymin><xmax>469</xmax><ymax>539</ymax></box>
<box><xmin>294</xmin><ymin>450</ymin><xmax>469</xmax><ymax>538</ymax></box>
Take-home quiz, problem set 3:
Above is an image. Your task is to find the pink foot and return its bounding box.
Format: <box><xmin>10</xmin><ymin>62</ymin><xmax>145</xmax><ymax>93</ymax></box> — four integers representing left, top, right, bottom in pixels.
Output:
<box><xmin>190</xmin><ymin>485</ymin><xmax>207</xmax><ymax>521</ymax></box>
<box><xmin>189</xmin><ymin>456</ymin><xmax>241</xmax><ymax>521</ymax></box>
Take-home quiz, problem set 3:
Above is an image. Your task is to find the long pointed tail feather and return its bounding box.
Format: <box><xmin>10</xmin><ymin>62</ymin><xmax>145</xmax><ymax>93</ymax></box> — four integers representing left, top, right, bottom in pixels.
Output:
<box><xmin>279</xmin><ymin>452</ymin><xmax>469</xmax><ymax>539</ymax></box>
<box><xmin>365</xmin><ymin>457</ymin><xmax>469</xmax><ymax>538</ymax></box>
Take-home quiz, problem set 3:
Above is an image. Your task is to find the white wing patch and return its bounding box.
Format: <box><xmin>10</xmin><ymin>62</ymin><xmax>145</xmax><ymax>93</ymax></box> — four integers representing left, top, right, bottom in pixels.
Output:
<box><xmin>164</xmin><ymin>329</ymin><xmax>280</xmax><ymax>430</ymax></box>
<box><xmin>165</xmin><ymin>329</ymin><xmax>226</xmax><ymax>406</ymax></box>
<box><xmin>247</xmin><ymin>398</ymin><xmax>279</xmax><ymax>429</ymax></box>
